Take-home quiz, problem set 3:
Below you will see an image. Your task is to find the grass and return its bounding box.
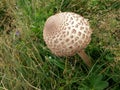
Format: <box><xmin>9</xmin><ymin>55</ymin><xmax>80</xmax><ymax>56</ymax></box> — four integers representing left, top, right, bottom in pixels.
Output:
<box><xmin>0</xmin><ymin>0</ymin><xmax>120</xmax><ymax>90</ymax></box>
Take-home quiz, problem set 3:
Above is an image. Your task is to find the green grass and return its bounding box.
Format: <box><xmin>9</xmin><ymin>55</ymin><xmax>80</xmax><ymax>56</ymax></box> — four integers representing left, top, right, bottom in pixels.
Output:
<box><xmin>0</xmin><ymin>0</ymin><xmax>120</xmax><ymax>90</ymax></box>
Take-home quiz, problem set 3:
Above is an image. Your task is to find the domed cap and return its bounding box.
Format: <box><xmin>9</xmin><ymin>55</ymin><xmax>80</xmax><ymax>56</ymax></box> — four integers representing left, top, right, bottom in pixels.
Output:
<box><xmin>43</xmin><ymin>12</ymin><xmax>92</xmax><ymax>56</ymax></box>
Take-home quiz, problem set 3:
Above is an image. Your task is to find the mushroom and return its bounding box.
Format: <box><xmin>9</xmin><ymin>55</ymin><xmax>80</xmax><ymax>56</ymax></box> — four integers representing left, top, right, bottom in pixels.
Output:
<box><xmin>43</xmin><ymin>12</ymin><xmax>92</xmax><ymax>67</ymax></box>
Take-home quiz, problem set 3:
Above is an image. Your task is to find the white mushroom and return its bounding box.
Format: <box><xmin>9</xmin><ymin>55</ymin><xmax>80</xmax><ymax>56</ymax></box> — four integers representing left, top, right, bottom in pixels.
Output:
<box><xmin>43</xmin><ymin>12</ymin><xmax>92</xmax><ymax>67</ymax></box>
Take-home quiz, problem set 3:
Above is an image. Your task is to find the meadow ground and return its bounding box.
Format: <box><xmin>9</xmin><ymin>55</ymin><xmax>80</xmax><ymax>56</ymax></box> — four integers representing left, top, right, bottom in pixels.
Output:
<box><xmin>0</xmin><ymin>0</ymin><xmax>120</xmax><ymax>90</ymax></box>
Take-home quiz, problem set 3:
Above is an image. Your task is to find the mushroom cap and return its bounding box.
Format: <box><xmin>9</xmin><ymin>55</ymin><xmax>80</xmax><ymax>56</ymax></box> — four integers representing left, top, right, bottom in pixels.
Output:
<box><xmin>43</xmin><ymin>12</ymin><xmax>92</xmax><ymax>56</ymax></box>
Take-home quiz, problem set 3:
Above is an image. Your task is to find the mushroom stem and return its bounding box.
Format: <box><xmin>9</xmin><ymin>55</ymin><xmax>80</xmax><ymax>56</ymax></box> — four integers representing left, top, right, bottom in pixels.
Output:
<box><xmin>78</xmin><ymin>50</ymin><xmax>92</xmax><ymax>67</ymax></box>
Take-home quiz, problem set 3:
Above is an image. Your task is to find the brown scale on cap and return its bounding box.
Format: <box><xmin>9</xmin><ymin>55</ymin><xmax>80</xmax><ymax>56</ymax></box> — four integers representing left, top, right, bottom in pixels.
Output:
<box><xmin>43</xmin><ymin>12</ymin><xmax>93</xmax><ymax>67</ymax></box>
